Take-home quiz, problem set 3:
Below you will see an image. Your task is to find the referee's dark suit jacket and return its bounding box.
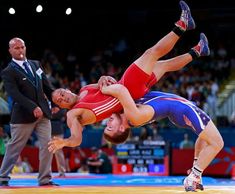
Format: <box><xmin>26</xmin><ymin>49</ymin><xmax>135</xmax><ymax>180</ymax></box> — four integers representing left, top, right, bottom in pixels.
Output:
<box><xmin>1</xmin><ymin>59</ymin><xmax>54</xmax><ymax>124</ymax></box>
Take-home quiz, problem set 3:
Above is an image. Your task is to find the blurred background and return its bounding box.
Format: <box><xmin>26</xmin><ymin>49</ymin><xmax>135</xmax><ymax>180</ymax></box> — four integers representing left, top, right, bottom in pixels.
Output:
<box><xmin>0</xmin><ymin>0</ymin><xmax>235</xmax><ymax>178</ymax></box>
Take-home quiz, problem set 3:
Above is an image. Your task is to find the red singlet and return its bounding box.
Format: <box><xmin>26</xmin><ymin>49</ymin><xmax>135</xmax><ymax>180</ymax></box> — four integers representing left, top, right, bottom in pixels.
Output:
<box><xmin>72</xmin><ymin>64</ymin><xmax>157</xmax><ymax>122</ymax></box>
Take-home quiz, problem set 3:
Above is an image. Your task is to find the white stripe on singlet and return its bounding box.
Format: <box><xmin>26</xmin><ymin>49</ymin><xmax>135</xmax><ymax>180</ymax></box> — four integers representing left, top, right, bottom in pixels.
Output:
<box><xmin>93</xmin><ymin>98</ymin><xmax>120</xmax><ymax>116</ymax></box>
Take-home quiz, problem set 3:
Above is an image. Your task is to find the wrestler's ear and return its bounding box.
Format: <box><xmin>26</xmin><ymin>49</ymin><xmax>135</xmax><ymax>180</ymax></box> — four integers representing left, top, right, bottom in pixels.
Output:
<box><xmin>65</xmin><ymin>88</ymin><xmax>72</xmax><ymax>93</ymax></box>
<box><xmin>119</xmin><ymin>125</ymin><xmax>126</xmax><ymax>132</ymax></box>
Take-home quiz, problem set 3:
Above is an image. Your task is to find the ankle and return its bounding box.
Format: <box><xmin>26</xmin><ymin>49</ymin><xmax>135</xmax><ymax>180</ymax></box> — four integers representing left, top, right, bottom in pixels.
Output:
<box><xmin>192</xmin><ymin>166</ymin><xmax>203</xmax><ymax>177</ymax></box>
<box><xmin>189</xmin><ymin>48</ymin><xmax>199</xmax><ymax>59</ymax></box>
<box><xmin>173</xmin><ymin>25</ymin><xmax>185</xmax><ymax>37</ymax></box>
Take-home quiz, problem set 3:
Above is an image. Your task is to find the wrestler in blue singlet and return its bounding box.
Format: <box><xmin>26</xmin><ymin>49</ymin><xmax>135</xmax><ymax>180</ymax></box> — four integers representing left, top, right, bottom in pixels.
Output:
<box><xmin>136</xmin><ymin>91</ymin><xmax>211</xmax><ymax>135</ymax></box>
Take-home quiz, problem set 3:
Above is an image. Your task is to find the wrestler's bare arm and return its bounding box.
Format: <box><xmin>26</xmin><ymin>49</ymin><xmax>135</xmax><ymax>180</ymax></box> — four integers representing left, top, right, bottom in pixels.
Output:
<box><xmin>101</xmin><ymin>84</ymin><xmax>153</xmax><ymax>126</ymax></box>
<box><xmin>66</xmin><ymin>109</ymin><xmax>84</xmax><ymax>146</ymax></box>
<box><xmin>48</xmin><ymin>108</ymin><xmax>84</xmax><ymax>153</ymax></box>
<box><xmin>80</xmin><ymin>76</ymin><xmax>117</xmax><ymax>91</ymax></box>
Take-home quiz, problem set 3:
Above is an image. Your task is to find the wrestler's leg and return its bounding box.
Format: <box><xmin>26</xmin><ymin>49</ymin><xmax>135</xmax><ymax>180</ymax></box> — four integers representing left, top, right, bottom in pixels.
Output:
<box><xmin>134</xmin><ymin>0</ymin><xmax>196</xmax><ymax>76</ymax></box>
<box><xmin>153</xmin><ymin>33</ymin><xmax>210</xmax><ymax>81</ymax></box>
<box><xmin>184</xmin><ymin>120</ymin><xmax>223</xmax><ymax>191</ymax></box>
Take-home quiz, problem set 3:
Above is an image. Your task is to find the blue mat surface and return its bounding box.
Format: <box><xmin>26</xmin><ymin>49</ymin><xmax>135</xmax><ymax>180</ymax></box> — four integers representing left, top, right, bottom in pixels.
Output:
<box><xmin>8</xmin><ymin>173</ymin><xmax>235</xmax><ymax>187</ymax></box>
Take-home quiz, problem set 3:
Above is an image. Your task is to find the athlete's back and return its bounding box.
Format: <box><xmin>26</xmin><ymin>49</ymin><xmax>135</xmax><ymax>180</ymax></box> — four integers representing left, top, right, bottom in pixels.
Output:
<box><xmin>136</xmin><ymin>91</ymin><xmax>210</xmax><ymax>135</ymax></box>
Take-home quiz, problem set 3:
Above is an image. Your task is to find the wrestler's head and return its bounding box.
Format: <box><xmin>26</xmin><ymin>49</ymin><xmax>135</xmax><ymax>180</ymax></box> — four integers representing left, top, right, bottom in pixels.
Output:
<box><xmin>103</xmin><ymin>113</ymin><xmax>130</xmax><ymax>144</ymax></box>
<box><xmin>52</xmin><ymin>88</ymin><xmax>78</xmax><ymax>109</ymax></box>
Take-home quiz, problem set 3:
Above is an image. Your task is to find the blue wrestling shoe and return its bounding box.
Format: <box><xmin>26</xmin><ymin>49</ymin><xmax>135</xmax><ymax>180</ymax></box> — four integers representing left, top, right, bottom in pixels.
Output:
<box><xmin>192</xmin><ymin>33</ymin><xmax>210</xmax><ymax>57</ymax></box>
<box><xmin>175</xmin><ymin>0</ymin><xmax>196</xmax><ymax>31</ymax></box>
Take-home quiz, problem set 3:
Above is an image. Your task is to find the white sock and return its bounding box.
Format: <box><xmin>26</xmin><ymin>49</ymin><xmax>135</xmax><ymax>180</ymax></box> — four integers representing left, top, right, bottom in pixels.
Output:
<box><xmin>192</xmin><ymin>165</ymin><xmax>203</xmax><ymax>177</ymax></box>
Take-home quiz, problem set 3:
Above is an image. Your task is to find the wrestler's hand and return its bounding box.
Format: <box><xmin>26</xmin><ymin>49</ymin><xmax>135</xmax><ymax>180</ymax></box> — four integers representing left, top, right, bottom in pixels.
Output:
<box><xmin>33</xmin><ymin>107</ymin><xmax>43</xmax><ymax>118</ymax></box>
<box><xmin>48</xmin><ymin>136</ymin><xmax>65</xmax><ymax>153</ymax></box>
<box><xmin>98</xmin><ymin>76</ymin><xmax>117</xmax><ymax>89</ymax></box>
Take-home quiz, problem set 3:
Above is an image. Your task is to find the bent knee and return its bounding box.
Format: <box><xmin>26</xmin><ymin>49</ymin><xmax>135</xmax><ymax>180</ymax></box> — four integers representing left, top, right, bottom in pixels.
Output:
<box><xmin>213</xmin><ymin>135</ymin><xmax>224</xmax><ymax>153</ymax></box>
<box><xmin>217</xmin><ymin>135</ymin><xmax>224</xmax><ymax>150</ymax></box>
<box><xmin>199</xmin><ymin>129</ymin><xmax>224</xmax><ymax>152</ymax></box>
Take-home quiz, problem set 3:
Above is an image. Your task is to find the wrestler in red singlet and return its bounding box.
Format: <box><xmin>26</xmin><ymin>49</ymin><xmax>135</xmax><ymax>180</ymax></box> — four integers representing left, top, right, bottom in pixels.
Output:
<box><xmin>72</xmin><ymin>64</ymin><xmax>157</xmax><ymax>122</ymax></box>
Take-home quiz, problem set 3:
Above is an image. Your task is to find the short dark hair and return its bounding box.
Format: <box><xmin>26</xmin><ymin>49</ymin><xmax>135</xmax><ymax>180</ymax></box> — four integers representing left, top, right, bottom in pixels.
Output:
<box><xmin>103</xmin><ymin>128</ymin><xmax>131</xmax><ymax>145</ymax></box>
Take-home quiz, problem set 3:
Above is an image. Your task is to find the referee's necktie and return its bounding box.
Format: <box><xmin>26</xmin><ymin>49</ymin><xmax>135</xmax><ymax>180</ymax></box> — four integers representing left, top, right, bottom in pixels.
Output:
<box><xmin>23</xmin><ymin>62</ymin><xmax>34</xmax><ymax>80</ymax></box>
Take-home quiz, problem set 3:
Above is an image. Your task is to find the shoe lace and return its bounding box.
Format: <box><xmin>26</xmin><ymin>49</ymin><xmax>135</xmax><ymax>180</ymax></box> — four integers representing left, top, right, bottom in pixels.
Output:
<box><xmin>191</xmin><ymin>172</ymin><xmax>201</xmax><ymax>183</ymax></box>
<box><xmin>181</xmin><ymin>10</ymin><xmax>188</xmax><ymax>25</ymax></box>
